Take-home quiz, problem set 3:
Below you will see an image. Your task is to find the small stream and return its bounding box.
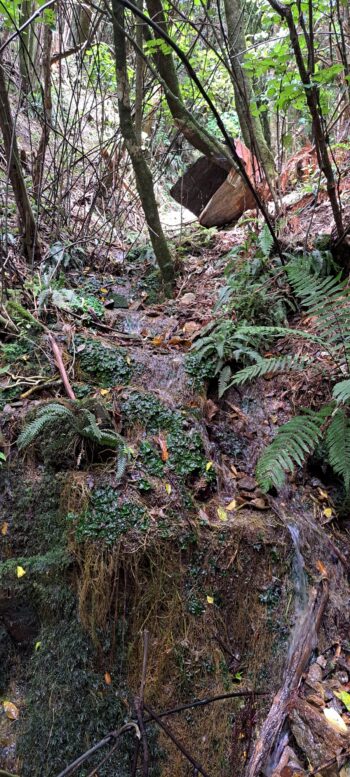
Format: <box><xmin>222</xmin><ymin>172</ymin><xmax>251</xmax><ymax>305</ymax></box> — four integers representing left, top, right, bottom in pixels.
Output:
<box><xmin>263</xmin><ymin>523</ymin><xmax>310</xmax><ymax>776</ymax></box>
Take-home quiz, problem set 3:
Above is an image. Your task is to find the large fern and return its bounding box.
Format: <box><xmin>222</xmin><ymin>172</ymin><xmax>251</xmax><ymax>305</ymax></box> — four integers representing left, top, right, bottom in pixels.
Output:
<box><xmin>326</xmin><ymin>409</ymin><xmax>350</xmax><ymax>492</ymax></box>
<box><xmin>17</xmin><ymin>404</ymin><xmax>75</xmax><ymax>449</ymax></box>
<box><xmin>256</xmin><ymin>408</ymin><xmax>331</xmax><ymax>491</ymax></box>
<box><xmin>17</xmin><ymin>401</ymin><xmax>123</xmax><ymax>453</ymax></box>
<box><xmin>236</xmin><ymin>259</ymin><xmax>350</xmax><ymax>493</ymax></box>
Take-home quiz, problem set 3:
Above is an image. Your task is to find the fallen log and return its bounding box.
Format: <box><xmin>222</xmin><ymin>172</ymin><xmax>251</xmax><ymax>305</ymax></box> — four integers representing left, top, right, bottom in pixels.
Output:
<box><xmin>244</xmin><ymin>576</ymin><xmax>329</xmax><ymax>777</ymax></box>
<box><xmin>170</xmin><ymin>139</ymin><xmax>262</xmax><ymax>228</ymax></box>
<box><xmin>199</xmin><ymin>167</ymin><xmax>256</xmax><ymax>228</ymax></box>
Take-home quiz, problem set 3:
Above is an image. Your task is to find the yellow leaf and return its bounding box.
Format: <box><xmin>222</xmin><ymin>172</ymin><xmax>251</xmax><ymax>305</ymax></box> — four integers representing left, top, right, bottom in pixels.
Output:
<box><xmin>206</xmin><ymin>595</ymin><xmax>214</xmax><ymax>604</ymax></box>
<box><xmin>1</xmin><ymin>521</ymin><xmax>9</xmax><ymax>536</ymax></box>
<box><xmin>100</xmin><ymin>388</ymin><xmax>110</xmax><ymax>396</ymax></box>
<box><xmin>206</xmin><ymin>461</ymin><xmax>213</xmax><ymax>471</ymax></box>
<box><xmin>104</xmin><ymin>671</ymin><xmax>112</xmax><ymax>685</ymax></box>
<box><xmin>324</xmin><ymin>707</ymin><xmax>348</xmax><ymax>733</ymax></box>
<box><xmin>226</xmin><ymin>499</ymin><xmax>236</xmax><ymax>512</ymax></box>
<box><xmin>35</xmin><ymin>641</ymin><xmax>42</xmax><ymax>651</ymax></box>
<box><xmin>165</xmin><ymin>483</ymin><xmax>172</xmax><ymax>495</ymax></box>
<box><xmin>323</xmin><ymin>507</ymin><xmax>333</xmax><ymax>519</ymax></box>
<box><xmin>16</xmin><ymin>566</ymin><xmax>26</xmax><ymax>578</ymax></box>
<box><xmin>217</xmin><ymin>506</ymin><xmax>228</xmax><ymax>522</ymax></box>
<box><xmin>3</xmin><ymin>701</ymin><xmax>19</xmax><ymax>720</ymax></box>
<box><xmin>100</xmin><ymin>288</ymin><xmax>108</xmax><ymax>293</ymax></box>
<box><xmin>126</xmin><ymin>356</ymin><xmax>131</xmax><ymax>365</ymax></box>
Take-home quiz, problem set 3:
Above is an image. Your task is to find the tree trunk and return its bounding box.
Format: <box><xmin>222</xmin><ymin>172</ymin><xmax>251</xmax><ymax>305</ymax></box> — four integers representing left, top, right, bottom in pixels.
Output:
<box><xmin>0</xmin><ymin>57</ymin><xmax>39</xmax><ymax>261</ymax></box>
<box><xmin>144</xmin><ymin>0</ymin><xmax>233</xmax><ymax>172</ymax></box>
<box><xmin>134</xmin><ymin>0</ymin><xmax>144</xmax><ymax>145</ymax></box>
<box><xmin>32</xmin><ymin>24</ymin><xmax>53</xmax><ymax>199</ymax></box>
<box><xmin>223</xmin><ymin>0</ymin><xmax>276</xmax><ymax>181</ymax></box>
<box><xmin>19</xmin><ymin>0</ymin><xmax>36</xmax><ymax>97</ymax></box>
<box><xmin>110</xmin><ymin>0</ymin><xmax>175</xmax><ymax>294</ymax></box>
<box><xmin>267</xmin><ymin>0</ymin><xmax>344</xmax><ymax>244</ymax></box>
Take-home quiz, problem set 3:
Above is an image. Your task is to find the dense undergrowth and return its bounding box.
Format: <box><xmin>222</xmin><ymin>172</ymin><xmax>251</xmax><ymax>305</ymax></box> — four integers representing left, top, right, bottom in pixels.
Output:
<box><xmin>1</xmin><ymin>225</ymin><xmax>350</xmax><ymax>775</ymax></box>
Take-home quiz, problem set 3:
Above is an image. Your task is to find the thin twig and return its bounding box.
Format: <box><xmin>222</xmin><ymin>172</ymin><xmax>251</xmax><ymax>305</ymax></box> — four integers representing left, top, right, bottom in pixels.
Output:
<box><xmin>144</xmin><ymin>703</ymin><xmax>212</xmax><ymax>777</ymax></box>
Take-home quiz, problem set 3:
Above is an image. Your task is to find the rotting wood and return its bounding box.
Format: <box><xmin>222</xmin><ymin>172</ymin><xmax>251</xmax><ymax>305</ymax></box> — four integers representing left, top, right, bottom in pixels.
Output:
<box><xmin>244</xmin><ymin>576</ymin><xmax>329</xmax><ymax>777</ymax></box>
<box><xmin>48</xmin><ymin>335</ymin><xmax>76</xmax><ymax>401</ymax></box>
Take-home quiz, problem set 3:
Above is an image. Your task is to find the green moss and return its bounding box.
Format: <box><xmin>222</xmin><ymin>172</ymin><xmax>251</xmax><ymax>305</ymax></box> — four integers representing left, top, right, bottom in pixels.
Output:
<box><xmin>138</xmin><ymin>440</ymin><xmax>164</xmax><ymax>476</ymax></box>
<box><xmin>0</xmin><ymin>548</ymin><xmax>70</xmax><ymax>586</ymax></box>
<box><xmin>167</xmin><ymin>428</ymin><xmax>207</xmax><ymax>478</ymax></box>
<box><xmin>75</xmin><ymin>337</ymin><xmax>133</xmax><ymax>387</ymax></box>
<box><xmin>67</xmin><ymin>486</ymin><xmax>149</xmax><ymax>545</ymax></box>
<box><xmin>18</xmin><ymin>620</ymin><xmax>133</xmax><ymax>777</ymax></box>
<box><xmin>185</xmin><ymin>352</ymin><xmax>217</xmax><ymax>390</ymax></box>
<box><xmin>121</xmin><ymin>391</ymin><xmax>180</xmax><ymax>433</ymax></box>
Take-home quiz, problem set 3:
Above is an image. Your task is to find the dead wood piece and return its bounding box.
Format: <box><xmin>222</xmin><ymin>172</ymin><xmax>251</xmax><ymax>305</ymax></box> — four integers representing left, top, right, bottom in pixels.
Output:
<box><xmin>199</xmin><ymin>168</ymin><xmax>256</xmax><ymax>228</ymax></box>
<box><xmin>134</xmin><ymin>630</ymin><xmax>149</xmax><ymax>777</ymax></box>
<box><xmin>244</xmin><ymin>578</ymin><xmax>329</xmax><ymax>777</ymax></box>
<box><xmin>48</xmin><ymin>335</ymin><xmax>76</xmax><ymax>400</ymax></box>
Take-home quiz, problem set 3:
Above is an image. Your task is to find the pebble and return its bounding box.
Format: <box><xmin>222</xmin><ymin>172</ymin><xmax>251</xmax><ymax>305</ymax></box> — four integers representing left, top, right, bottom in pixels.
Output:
<box><xmin>180</xmin><ymin>293</ymin><xmax>196</xmax><ymax>305</ymax></box>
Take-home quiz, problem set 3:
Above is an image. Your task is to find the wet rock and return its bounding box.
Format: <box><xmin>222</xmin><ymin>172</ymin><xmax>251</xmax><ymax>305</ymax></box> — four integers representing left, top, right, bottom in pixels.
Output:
<box><xmin>306</xmin><ymin>662</ymin><xmax>323</xmax><ymax>684</ymax></box>
<box><xmin>335</xmin><ymin>670</ymin><xmax>349</xmax><ymax>684</ymax></box>
<box><xmin>290</xmin><ymin>697</ymin><xmax>349</xmax><ymax>776</ymax></box>
<box><xmin>237</xmin><ymin>476</ymin><xmax>257</xmax><ymax>491</ymax></box>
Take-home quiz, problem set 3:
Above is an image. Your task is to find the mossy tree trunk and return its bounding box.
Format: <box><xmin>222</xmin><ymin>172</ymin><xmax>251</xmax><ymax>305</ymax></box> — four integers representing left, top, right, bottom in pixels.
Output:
<box><xmin>0</xmin><ymin>57</ymin><xmax>39</xmax><ymax>261</ymax></box>
<box><xmin>111</xmin><ymin>0</ymin><xmax>175</xmax><ymax>294</ymax></box>
<box><xmin>18</xmin><ymin>0</ymin><xmax>36</xmax><ymax>97</ymax></box>
<box><xmin>223</xmin><ymin>0</ymin><xmax>276</xmax><ymax>181</ymax></box>
<box><xmin>144</xmin><ymin>0</ymin><xmax>233</xmax><ymax>171</ymax></box>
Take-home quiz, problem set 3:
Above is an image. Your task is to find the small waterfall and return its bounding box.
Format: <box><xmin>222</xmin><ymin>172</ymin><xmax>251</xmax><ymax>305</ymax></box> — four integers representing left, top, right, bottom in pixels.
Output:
<box><xmin>263</xmin><ymin>523</ymin><xmax>309</xmax><ymax>776</ymax></box>
<box><xmin>287</xmin><ymin>523</ymin><xmax>307</xmax><ymax>611</ymax></box>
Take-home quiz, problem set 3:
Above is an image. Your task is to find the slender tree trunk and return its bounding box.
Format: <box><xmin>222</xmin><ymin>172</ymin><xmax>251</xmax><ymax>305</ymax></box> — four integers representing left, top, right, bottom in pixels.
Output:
<box><xmin>144</xmin><ymin>0</ymin><xmax>233</xmax><ymax>171</ymax></box>
<box><xmin>0</xmin><ymin>57</ymin><xmax>39</xmax><ymax>261</ymax></box>
<box><xmin>267</xmin><ymin>0</ymin><xmax>344</xmax><ymax>243</ymax></box>
<box><xmin>134</xmin><ymin>0</ymin><xmax>144</xmax><ymax>144</ymax></box>
<box><xmin>19</xmin><ymin>0</ymin><xmax>34</xmax><ymax>97</ymax></box>
<box><xmin>33</xmin><ymin>24</ymin><xmax>53</xmax><ymax>199</ymax></box>
<box><xmin>223</xmin><ymin>0</ymin><xmax>276</xmax><ymax>181</ymax></box>
<box><xmin>110</xmin><ymin>0</ymin><xmax>175</xmax><ymax>294</ymax></box>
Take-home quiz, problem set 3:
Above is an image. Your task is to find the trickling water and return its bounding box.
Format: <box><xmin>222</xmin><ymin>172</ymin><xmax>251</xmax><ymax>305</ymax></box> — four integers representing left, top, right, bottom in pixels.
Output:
<box><xmin>287</xmin><ymin>523</ymin><xmax>308</xmax><ymax>612</ymax></box>
<box><xmin>263</xmin><ymin>524</ymin><xmax>309</xmax><ymax>776</ymax></box>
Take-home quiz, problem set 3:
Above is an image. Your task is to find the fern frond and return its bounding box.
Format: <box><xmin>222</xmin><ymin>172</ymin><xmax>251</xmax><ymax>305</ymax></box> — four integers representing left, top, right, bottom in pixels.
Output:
<box><xmin>17</xmin><ymin>403</ymin><xmax>75</xmax><ymax>449</ymax></box>
<box><xmin>326</xmin><ymin>409</ymin><xmax>350</xmax><ymax>491</ymax></box>
<box><xmin>218</xmin><ymin>365</ymin><xmax>232</xmax><ymax>398</ymax></box>
<box><xmin>286</xmin><ymin>262</ymin><xmax>350</xmax><ymax>356</ymax></box>
<box><xmin>230</xmin><ymin>354</ymin><xmax>307</xmax><ymax>386</ymax></box>
<box><xmin>256</xmin><ymin>410</ymin><xmax>328</xmax><ymax>491</ymax></box>
<box><xmin>258</xmin><ymin>224</ymin><xmax>274</xmax><ymax>257</ymax></box>
<box><xmin>333</xmin><ymin>380</ymin><xmax>350</xmax><ymax>404</ymax></box>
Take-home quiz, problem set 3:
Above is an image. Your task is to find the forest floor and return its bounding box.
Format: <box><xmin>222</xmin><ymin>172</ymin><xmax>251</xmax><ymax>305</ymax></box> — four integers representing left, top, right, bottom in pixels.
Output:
<box><xmin>2</xmin><ymin>212</ymin><xmax>350</xmax><ymax>777</ymax></box>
